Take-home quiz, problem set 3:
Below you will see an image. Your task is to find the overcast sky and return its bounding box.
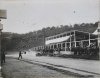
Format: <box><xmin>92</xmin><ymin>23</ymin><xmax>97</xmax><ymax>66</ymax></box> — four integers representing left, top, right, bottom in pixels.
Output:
<box><xmin>0</xmin><ymin>0</ymin><xmax>99</xmax><ymax>34</ymax></box>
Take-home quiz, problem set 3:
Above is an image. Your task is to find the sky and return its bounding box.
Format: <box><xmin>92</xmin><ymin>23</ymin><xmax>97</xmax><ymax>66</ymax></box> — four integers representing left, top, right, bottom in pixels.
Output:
<box><xmin>0</xmin><ymin>0</ymin><xmax>99</xmax><ymax>34</ymax></box>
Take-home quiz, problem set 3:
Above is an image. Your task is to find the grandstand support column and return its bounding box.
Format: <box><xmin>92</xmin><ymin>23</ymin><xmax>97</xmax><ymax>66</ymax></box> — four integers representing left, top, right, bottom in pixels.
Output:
<box><xmin>89</xmin><ymin>33</ymin><xmax>91</xmax><ymax>47</ymax></box>
<box><xmin>53</xmin><ymin>44</ymin><xmax>54</xmax><ymax>49</ymax></box>
<box><xmin>57</xmin><ymin>43</ymin><xmax>58</xmax><ymax>49</ymax></box>
<box><xmin>61</xmin><ymin>43</ymin><xmax>63</xmax><ymax>50</ymax></box>
<box><xmin>70</xmin><ymin>32</ymin><xmax>71</xmax><ymax>51</ymax></box>
<box><xmin>65</xmin><ymin>42</ymin><xmax>67</xmax><ymax>51</ymax></box>
<box><xmin>51</xmin><ymin>45</ymin><xmax>52</xmax><ymax>49</ymax></box>
<box><xmin>74</xmin><ymin>31</ymin><xmax>76</xmax><ymax>47</ymax></box>
<box><xmin>52</xmin><ymin>44</ymin><xmax>54</xmax><ymax>49</ymax></box>
<box><xmin>56</xmin><ymin>44</ymin><xmax>57</xmax><ymax>49</ymax></box>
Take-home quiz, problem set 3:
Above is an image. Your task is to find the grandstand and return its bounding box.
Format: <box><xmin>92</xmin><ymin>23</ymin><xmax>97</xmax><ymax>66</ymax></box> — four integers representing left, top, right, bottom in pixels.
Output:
<box><xmin>32</xmin><ymin>23</ymin><xmax>100</xmax><ymax>59</ymax></box>
<box><xmin>33</xmin><ymin>29</ymin><xmax>98</xmax><ymax>52</ymax></box>
<box><xmin>45</xmin><ymin>30</ymin><xmax>98</xmax><ymax>51</ymax></box>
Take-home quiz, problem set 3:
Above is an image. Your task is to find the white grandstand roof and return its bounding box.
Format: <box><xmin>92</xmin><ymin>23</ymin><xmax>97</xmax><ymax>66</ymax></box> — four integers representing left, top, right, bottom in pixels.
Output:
<box><xmin>46</xmin><ymin>36</ymin><xmax>70</xmax><ymax>45</ymax></box>
<box><xmin>93</xmin><ymin>28</ymin><xmax>98</xmax><ymax>35</ymax></box>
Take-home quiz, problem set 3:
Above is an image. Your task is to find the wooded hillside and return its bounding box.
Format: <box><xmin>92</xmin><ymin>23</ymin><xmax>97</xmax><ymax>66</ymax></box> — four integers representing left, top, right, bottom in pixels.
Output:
<box><xmin>1</xmin><ymin>22</ymin><xmax>98</xmax><ymax>51</ymax></box>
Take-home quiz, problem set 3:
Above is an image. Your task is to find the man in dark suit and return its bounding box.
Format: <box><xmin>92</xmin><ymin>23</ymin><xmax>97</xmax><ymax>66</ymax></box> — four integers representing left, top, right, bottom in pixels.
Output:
<box><xmin>18</xmin><ymin>51</ymin><xmax>22</xmax><ymax>60</ymax></box>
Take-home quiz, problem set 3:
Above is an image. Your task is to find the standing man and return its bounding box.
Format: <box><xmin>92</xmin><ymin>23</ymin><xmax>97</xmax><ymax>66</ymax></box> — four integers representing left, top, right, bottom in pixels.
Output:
<box><xmin>1</xmin><ymin>49</ymin><xmax>5</xmax><ymax>64</ymax></box>
<box><xmin>18</xmin><ymin>51</ymin><xmax>22</xmax><ymax>60</ymax></box>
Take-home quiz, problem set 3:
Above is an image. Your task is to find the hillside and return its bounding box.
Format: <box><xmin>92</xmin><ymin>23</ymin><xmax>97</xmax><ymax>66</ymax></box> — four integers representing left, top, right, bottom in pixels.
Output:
<box><xmin>1</xmin><ymin>22</ymin><xmax>98</xmax><ymax>51</ymax></box>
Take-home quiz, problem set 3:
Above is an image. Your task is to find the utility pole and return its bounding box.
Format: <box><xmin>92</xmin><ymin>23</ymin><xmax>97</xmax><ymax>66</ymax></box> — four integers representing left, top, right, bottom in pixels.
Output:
<box><xmin>0</xmin><ymin>22</ymin><xmax>3</xmax><ymax>66</ymax></box>
<box><xmin>0</xmin><ymin>10</ymin><xmax>7</xmax><ymax>67</ymax></box>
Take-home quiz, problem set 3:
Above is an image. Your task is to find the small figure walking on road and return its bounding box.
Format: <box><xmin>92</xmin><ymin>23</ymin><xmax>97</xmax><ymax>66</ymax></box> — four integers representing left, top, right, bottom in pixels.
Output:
<box><xmin>18</xmin><ymin>51</ymin><xmax>22</xmax><ymax>60</ymax></box>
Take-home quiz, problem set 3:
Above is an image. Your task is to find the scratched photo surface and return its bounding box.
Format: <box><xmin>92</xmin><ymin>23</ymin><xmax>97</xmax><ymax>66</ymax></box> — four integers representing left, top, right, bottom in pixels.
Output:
<box><xmin>0</xmin><ymin>0</ymin><xmax>100</xmax><ymax>78</ymax></box>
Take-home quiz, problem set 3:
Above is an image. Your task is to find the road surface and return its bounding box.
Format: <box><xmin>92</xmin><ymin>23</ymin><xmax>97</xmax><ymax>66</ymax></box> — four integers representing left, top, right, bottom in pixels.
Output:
<box><xmin>6</xmin><ymin>50</ymin><xmax>100</xmax><ymax>78</ymax></box>
<box><xmin>2</xmin><ymin>57</ymin><xmax>83</xmax><ymax>78</ymax></box>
